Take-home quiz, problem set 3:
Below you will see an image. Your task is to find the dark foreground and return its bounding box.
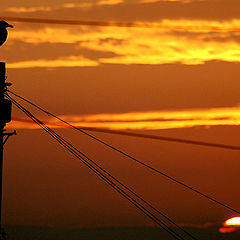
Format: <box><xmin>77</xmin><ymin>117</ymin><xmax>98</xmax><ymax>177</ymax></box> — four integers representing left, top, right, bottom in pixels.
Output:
<box><xmin>4</xmin><ymin>225</ymin><xmax>240</xmax><ymax>240</ymax></box>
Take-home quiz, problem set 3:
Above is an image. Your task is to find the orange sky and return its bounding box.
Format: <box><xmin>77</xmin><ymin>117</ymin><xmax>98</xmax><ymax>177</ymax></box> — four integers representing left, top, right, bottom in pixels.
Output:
<box><xmin>1</xmin><ymin>0</ymin><xmax>240</xmax><ymax>236</ymax></box>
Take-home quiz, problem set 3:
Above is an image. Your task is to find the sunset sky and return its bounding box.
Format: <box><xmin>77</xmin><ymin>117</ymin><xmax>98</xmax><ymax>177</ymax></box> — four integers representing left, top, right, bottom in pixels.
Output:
<box><xmin>1</xmin><ymin>0</ymin><xmax>240</xmax><ymax>238</ymax></box>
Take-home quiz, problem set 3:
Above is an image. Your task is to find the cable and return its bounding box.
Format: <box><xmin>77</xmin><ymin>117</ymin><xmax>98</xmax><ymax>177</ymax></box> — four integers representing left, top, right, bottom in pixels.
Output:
<box><xmin>13</xmin><ymin>95</ymin><xmax>198</xmax><ymax>240</ymax></box>
<box><xmin>7</xmin><ymin>90</ymin><xmax>240</xmax><ymax>216</ymax></box>
<box><xmin>7</xmin><ymin>95</ymin><xmax>182</xmax><ymax>240</ymax></box>
<box><xmin>1</xmin><ymin>16</ymin><xmax>240</xmax><ymax>32</ymax></box>
<box><xmin>8</xmin><ymin>91</ymin><xmax>240</xmax><ymax>151</ymax></box>
<box><xmin>6</xmin><ymin>94</ymin><xmax>197</xmax><ymax>240</ymax></box>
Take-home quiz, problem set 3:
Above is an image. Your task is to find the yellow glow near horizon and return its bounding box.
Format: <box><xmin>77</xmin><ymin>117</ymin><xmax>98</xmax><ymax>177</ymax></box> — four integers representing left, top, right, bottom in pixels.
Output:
<box><xmin>8</xmin><ymin>57</ymin><xmax>99</xmax><ymax>69</ymax></box>
<box><xmin>7</xmin><ymin>107</ymin><xmax>240</xmax><ymax>130</ymax></box>
<box><xmin>59</xmin><ymin>107</ymin><xmax>240</xmax><ymax>122</ymax></box>
<box><xmin>98</xmin><ymin>0</ymin><xmax>123</xmax><ymax>5</ymax></box>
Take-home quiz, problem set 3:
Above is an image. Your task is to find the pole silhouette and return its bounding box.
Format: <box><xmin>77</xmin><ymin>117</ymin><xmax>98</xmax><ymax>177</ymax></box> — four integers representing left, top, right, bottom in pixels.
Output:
<box><xmin>0</xmin><ymin>62</ymin><xmax>6</xmax><ymax>240</ymax></box>
<box><xmin>0</xmin><ymin>62</ymin><xmax>15</xmax><ymax>240</ymax></box>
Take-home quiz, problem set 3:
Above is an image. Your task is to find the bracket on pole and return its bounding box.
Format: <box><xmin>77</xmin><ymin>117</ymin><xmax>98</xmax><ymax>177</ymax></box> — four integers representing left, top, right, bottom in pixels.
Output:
<box><xmin>3</xmin><ymin>130</ymin><xmax>16</xmax><ymax>146</ymax></box>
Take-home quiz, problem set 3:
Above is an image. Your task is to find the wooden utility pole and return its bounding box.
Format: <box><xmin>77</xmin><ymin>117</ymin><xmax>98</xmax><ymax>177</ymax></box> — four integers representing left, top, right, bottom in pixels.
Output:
<box><xmin>0</xmin><ymin>62</ymin><xmax>6</xmax><ymax>229</ymax></box>
<box><xmin>0</xmin><ymin>62</ymin><xmax>15</xmax><ymax>239</ymax></box>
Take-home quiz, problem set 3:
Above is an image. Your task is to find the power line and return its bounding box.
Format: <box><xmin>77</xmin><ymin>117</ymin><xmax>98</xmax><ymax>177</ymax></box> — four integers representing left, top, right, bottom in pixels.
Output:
<box><xmin>1</xmin><ymin>16</ymin><xmax>240</xmax><ymax>32</ymax></box>
<box><xmin>8</xmin><ymin>91</ymin><xmax>240</xmax><ymax>151</ymax></box>
<box><xmin>8</xmin><ymin>95</ymin><xmax>183</xmax><ymax>240</ymax></box>
<box><xmin>6</xmin><ymin>94</ymin><xmax>197</xmax><ymax>240</ymax></box>
<box><xmin>6</xmin><ymin>90</ymin><xmax>240</xmax><ymax>216</ymax></box>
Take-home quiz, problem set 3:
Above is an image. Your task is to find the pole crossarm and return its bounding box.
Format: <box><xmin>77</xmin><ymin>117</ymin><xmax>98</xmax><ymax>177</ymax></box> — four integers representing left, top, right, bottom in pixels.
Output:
<box><xmin>3</xmin><ymin>130</ymin><xmax>16</xmax><ymax>146</ymax></box>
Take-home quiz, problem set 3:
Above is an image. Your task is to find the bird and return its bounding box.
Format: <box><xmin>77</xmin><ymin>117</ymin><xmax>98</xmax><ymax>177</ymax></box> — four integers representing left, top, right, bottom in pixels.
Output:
<box><xmin>0</xmin><ymin>20</ymin><xmax>13</xmax><ymax>47</ymax></box>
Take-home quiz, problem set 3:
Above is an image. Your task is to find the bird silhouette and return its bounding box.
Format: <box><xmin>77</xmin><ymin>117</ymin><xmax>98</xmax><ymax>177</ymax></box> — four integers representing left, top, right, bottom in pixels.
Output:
<box><xmin>0</xmin><ymin>20</ymin><xmax>13</xmax><ymax>47</ymax></box>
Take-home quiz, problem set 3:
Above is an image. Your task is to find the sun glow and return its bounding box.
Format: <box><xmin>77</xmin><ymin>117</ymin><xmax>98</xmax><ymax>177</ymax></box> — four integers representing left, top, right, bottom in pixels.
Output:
<box><xmin>219</xmin><ymin>217</ymin><xmax>240</xmax><ymax>233</ymax></box>
<box><xmin>224</xmin><ymin>217</ymin><xmax>240</xmax><ymax>226</ymax></box>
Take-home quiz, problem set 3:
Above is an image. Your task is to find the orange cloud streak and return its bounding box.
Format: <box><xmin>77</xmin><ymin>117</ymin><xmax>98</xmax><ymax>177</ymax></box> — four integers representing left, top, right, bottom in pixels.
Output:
<box><xmin>7</xmin><ymin>107</ymin><xmax>240</xmax><ymax>130</ymax></box>
<box><xmin>219</xmin><ymin>227</ymin><xmax>238</xmax><ymax>233</ymax></box>
<box><xmin>7</xmin><ymin>57</ymin><xmax>99</xmax><ymax>69</ymax></box>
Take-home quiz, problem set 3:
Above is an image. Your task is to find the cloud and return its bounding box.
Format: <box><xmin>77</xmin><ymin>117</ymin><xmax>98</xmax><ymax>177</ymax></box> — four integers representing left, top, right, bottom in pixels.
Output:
<box><xmin>139</xmin><ymin>0</ymin><xmax>204</xmax><ymax>2</ymax></box>
<box><xmin>7</xmin><ymin>56</ymin><xmax>99</xmax><ymax>69</ymax></box>
<box><xmin>5</xmin><ymin>3</ymin><xmax>95</xmax><ymax>13</ymax></box>
<box><xmin>5</xmin><ymin>7</ymin><xmax>52</xmax><ymax>13</ymax></box>
<box><xmin>98</xmin><ymin>0</ymin><xmax>124</xmax><ymax>5</ymax></box>
<box><xmin>3</xmin><ymin>19</ymin><xmax>240</xmax><ymax>66</ymax></box>
<box><xmin>4</xmin><ymin>0</ymin><xmax>123</xmax><ymax>13</ymax></box>
<box><xmin>8</xmin><ymin>107</ymin><xmax>240</xmax><ymax>130</ymax></box>
<box><xmin>2</xmin><ymin>0</ymin><xmax>206</xmax><ymax>12</ymax></box>
<box><xmin>219</xmin><ymin>227</ymin><xmax>238</xmax><ymax>233</ymax></box>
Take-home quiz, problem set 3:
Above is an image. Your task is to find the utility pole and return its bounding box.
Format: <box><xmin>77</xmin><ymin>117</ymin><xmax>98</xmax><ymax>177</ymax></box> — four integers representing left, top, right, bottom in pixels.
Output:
<box><xmin>0</xmin><ymin>62</ymin><xmax>16</xmax><ymax>240</ymax></box>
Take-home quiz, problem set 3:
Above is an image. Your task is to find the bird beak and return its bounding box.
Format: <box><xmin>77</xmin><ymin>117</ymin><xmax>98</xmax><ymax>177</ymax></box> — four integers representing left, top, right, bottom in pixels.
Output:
<box><xmin>7</xmin><ymin>23</ymin><xmax>13</xmax><ymax>28</ymax></box>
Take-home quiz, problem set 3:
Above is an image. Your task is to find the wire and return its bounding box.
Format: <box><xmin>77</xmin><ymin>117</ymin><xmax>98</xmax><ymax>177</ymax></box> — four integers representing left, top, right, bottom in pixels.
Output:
<box><xmin>12</xmin><ymin>95</ymin><xmax>200</xmax><ymax>240</ymax></box>
<box><xmin>8</xmin><ymin>91</ymin><xmax>240</xmax><ymax>151</ymax></box>
<box><xmin>6</xmin><ymin>94</ymin><xmax>197</xmax><ymax>240</ymax></box>
<box><xmin>7</xmin><ymin>95</ymin><xmax>182</xmax><ymax>240</ymax></box>
<box><xmin>7</xmin><ymin>90</ymin><xmax>240</xmax><ymax>216</ymax></box>
<box><xmin>1</xmin><ymin>16</ymin><xmax>240</xmax><ymax>32</ymax></box>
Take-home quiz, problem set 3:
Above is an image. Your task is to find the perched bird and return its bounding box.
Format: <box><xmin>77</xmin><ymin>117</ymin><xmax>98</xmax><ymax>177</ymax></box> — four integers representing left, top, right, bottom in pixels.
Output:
<box><xmin>0</xmin><ymin>20</ymin><xmax>13</xmax><ymax>47</ymax></box>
